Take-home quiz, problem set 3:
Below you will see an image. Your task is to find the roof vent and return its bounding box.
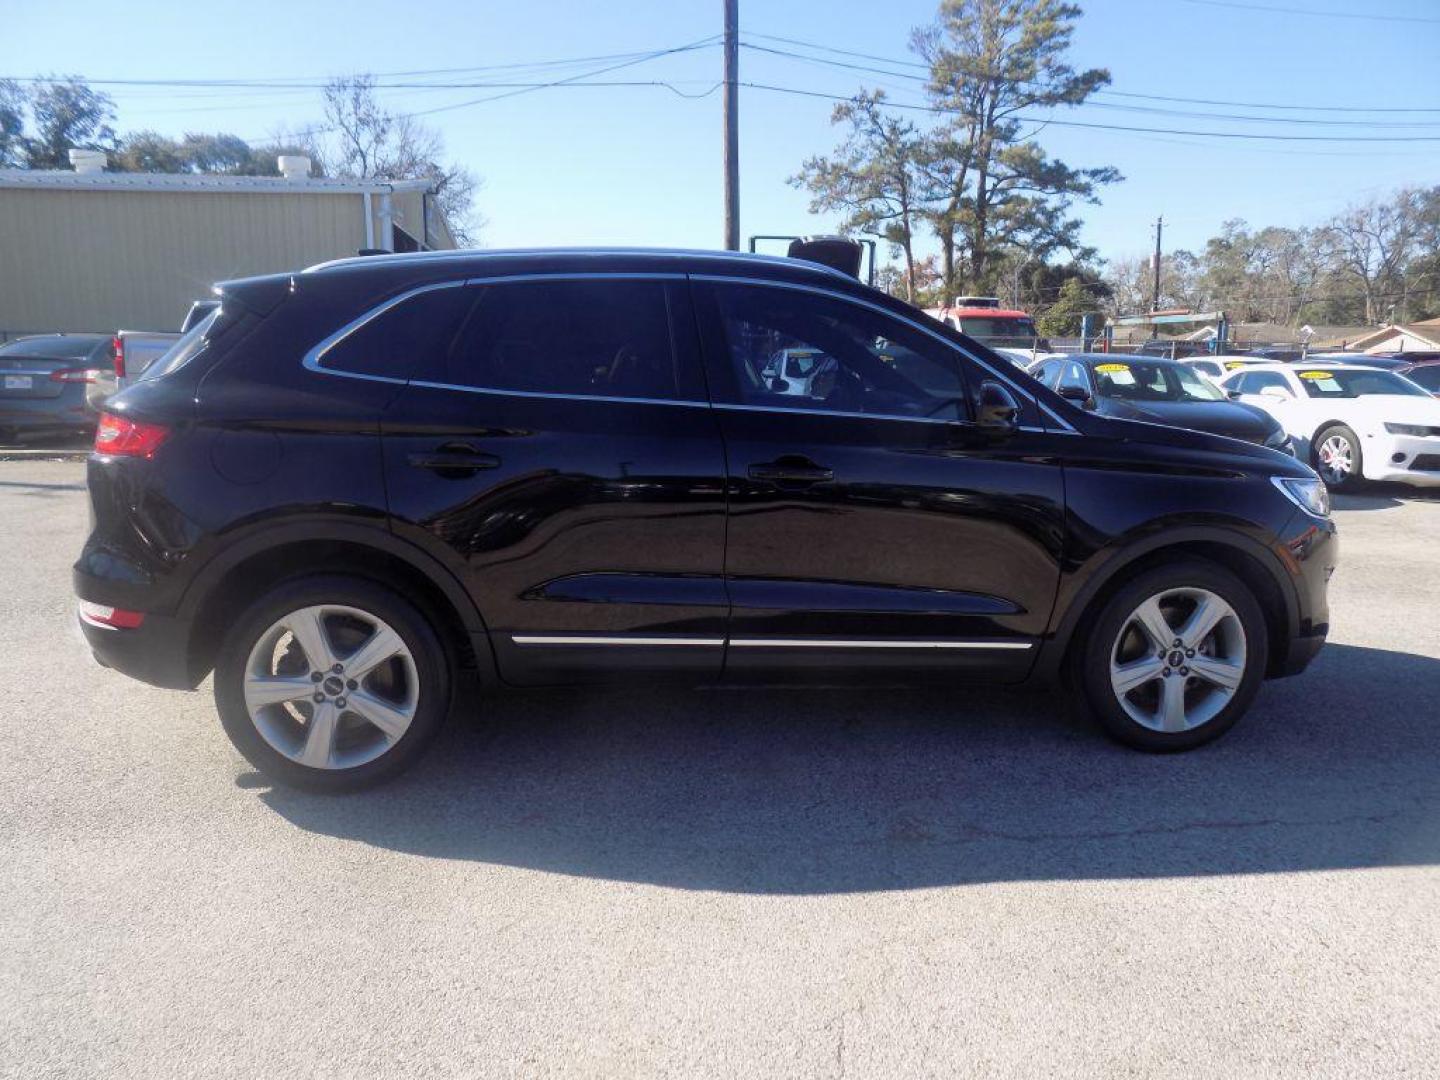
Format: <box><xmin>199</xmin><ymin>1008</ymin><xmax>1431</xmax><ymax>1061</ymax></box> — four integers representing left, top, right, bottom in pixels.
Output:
<box><xmin>277</xmin><ymin>155</ymin><xmax>311</xmax><ymax>180</ymax></box>
<box><xmin>68</xmin><ymin>149</ymin><xmax>106</xmax><ymax>174</ymax></box>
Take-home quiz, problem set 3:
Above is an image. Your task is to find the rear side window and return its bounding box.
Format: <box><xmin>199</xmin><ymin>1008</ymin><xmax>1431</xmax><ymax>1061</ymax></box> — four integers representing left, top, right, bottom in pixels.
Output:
<box><xmin>140</xmin><ymin>309</ymin><xmax>227</xmax><ymax>382</ymax></box>
<box><xmin>319</xmin><ymin>284</ymin><xmax>471</xmax><ymax>381</ymax></box>
<box><xmin>1406</xmin><ymin>366</ymin><xmax>1440</xmax><ymax>392</ymax></box>
<box><xmin>445</xmin><ymin>279</ymin><xmax>686</xmax><ymax>401</ymax></box>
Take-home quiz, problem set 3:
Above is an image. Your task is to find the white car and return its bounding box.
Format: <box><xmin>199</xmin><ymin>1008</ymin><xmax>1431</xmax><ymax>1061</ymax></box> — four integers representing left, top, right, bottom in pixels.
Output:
<box><xmin>1218</xmin><ymin>362</ymin><xmax>1440</xmax><ymax>489</ymax></box>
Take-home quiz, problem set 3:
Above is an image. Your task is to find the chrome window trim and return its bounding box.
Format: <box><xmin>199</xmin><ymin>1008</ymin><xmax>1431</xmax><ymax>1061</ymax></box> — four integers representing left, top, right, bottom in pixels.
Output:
<box><xmin>510</xmin><ymin>633</ymin><xmax>1033</xmax><ymax>651</ymax></box>
<box><xmin>728</xmin><ymin>638</ymin><xmax>1033</xmax><ymax>650</ymax></box>
<box><xmin>690</xmin><ymin>274</ymin><xmax>1078</xmax><ymax>434</ymax></box>
<box><xmin>409</xmin><ymin>380</ymin><xmax>711</xmax><ymax>409</ymax></box>
<box><xmin>511</xmin><ymin>635</ymin><xmax>724</xmax><ymax>647</ymax></box>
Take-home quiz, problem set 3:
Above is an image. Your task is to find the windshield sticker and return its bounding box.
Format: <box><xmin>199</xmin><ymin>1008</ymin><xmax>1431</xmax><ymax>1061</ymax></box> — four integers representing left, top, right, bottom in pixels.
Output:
<box><xmin>1225</xmin><ymin>361</ymin><xmax>1248</xmax><ymax>370</ymax></box>
<box><xmin>1095</xmin><ymin>362</ymin><xmax>1129</xmax><ymax>373</ymax></box>
<box><xmin>1298</xmin><ymin>371</ymin><xmax>1333</xmax><ymax>379</ymax></box>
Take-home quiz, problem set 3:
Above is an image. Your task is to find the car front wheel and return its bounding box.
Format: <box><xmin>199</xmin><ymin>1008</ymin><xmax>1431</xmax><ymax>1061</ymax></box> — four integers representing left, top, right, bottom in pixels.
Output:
<box><xmin>1313</xmin><ymin>424</ymin><xmax>1363</xmax><ymax>490</ymax></box>
<box><xmin>214</xmin><ymin>575</ymin><xmax>452</xmax><ymax>791</ymax></box>
<box><xmin>1077</xmin><ymin>560</ymin><xmax>1269</xmax><ymax>752</ymax></box>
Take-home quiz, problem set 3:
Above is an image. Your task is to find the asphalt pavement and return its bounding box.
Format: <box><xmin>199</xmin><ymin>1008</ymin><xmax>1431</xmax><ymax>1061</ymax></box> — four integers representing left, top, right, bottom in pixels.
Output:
<box><xmin>1</xmin><ymin>460</ymin><xmax>1437</xmax><ymax>1078</ymax></box>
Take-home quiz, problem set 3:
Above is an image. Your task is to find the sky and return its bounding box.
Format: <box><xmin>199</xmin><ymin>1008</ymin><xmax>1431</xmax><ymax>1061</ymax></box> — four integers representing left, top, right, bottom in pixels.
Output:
<box><xmin>7</xmin><ymin>0</ymin><xmax>1440</xmax><ymax>271</ymax></box>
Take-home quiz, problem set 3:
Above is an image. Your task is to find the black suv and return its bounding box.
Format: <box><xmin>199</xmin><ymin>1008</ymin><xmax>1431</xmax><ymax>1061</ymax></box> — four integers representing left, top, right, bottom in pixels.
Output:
<box><xmin>76</xmin><ymin>249</ymin><xmax>1337</xmax><ymax>791</ymax></box>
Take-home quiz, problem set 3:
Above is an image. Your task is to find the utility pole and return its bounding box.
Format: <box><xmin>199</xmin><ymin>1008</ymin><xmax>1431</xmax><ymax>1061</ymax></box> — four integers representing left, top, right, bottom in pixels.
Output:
<box><xmin>723</xmin><ymin>0</ymin><xmax>739</xmax><ymax>251</ymax></box>
<box><xmin>1151</xmin><ymin>215</ymin><xmax>1163</xmax><ymax>312</ymax></box>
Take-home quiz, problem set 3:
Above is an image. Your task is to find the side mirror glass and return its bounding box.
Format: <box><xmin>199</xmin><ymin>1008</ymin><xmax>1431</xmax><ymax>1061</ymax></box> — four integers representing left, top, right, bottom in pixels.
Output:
<box><xmin>975</xmin><ymin>380</ymin><xmax>1021</xmax><ymax>437</ymax></box>
<box><xmin>768</xmin><ymin>377</ymin><xmax>791</xmax><ymax>393</ymax></box>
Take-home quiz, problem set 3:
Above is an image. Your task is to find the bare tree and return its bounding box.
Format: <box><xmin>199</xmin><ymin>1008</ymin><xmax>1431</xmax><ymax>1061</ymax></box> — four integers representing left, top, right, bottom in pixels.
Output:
<box><xmin>1319</xmin><ymin>191</ymin><xmax>1420</xmax><ymax>324</ymax></box>
<box><xmin>321</xmin><ymin>76</ymin><xmax>482</xmax><ymax>245</ymax></box>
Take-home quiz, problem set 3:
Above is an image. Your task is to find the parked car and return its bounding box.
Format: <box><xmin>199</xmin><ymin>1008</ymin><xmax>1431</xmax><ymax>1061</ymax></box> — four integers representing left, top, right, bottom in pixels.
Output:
<box><xmin>0</xmin><ymin>334</ymin><xmax>117</xmax><ymax>443</ymax></box>
<box><xmin>76</xmin><ymin>248</ymin><xmax>1335</xmax><ymax>791</ymax></box>
<box><xmin>1028</xmin><ymin>354</ymin><xmax>1292</xmax><ymax>453</ymax></box>
<box><xmin>1184</xmin><ymin>357</ymin><xmax>1227</xmax><ymax>382</ymax></box>
<box><xmin>1136</xmin><ymin>339</ymin><xmax>1213</xmax><ymax>360</ymax></box>
<box><xmin>115</xmin><ymin>329</ymin><xmax>182</xmax><ymax>389</ymax></box>
<box><xmin>1305</xmin><ymin>351</ymin><xmax>1410</xmax><ymax>371</ymax></box>
<box><xmin>1219</xmin><ymin>362</ymin><xmax>1440</xmax><ymax>489</ymax></box>
<box><xmin>1396</xmin><ymin>357</ymin><xmax>1440</xmax><ymax>396</ymax></box>
<box><xmin>926</xmin><ymin>300</ymin><xmax>1049</xmax><ymax>350</ymax></box>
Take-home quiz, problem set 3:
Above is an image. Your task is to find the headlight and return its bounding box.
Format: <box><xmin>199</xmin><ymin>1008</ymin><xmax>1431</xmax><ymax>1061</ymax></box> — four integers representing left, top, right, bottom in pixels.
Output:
<box><xmin>1384</xmin><ymin>422</ymin><xmax>1435</xmax><ymax>437</ymax></box>
<box><xmin>1271</xmin><ymin>475</ymin><xmax>1330</xmax><ymax>518</ymax></box>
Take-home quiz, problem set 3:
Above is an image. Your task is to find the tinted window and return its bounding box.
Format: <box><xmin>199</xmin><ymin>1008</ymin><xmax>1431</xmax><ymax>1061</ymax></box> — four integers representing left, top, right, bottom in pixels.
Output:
<box><xmin>958</xmin><ymin>316</ymin><xmax>1036</xmax><ymax>339</ymax></box>
<box><xmin>1030</xmin><ymin>359</ymin><xmax>1059</xmax><ymax>386</ymax></box>
<box><xmin>447</xmin><ymin>279</ymin><xmax>683</xmax><ymax>401</ymax></box>
<box><xmin>321</xmin><ymin>285</ymin><xmax>471</xmax><ymax>381</ymax></box>
<box><xmin>0</xmin><ymin>336</ymin><xmax>105</xmax><ymax>360</ymax></box>
<box><xmin>712</xmin><ymin>284</ymin><xmax>967</xmax><ymax>420</ymax></box>
<box><xmin>1404</xmin><ymin>366</ymin><xmax>1440</xmax><ymax>392</ymax></box>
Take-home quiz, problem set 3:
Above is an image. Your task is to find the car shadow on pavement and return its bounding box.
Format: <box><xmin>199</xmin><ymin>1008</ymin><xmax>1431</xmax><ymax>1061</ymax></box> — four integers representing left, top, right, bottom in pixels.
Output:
<box><xmin>258</xmin><ymin>642</ymin><xmax>1440</xmax><ymax>894</ymax></box>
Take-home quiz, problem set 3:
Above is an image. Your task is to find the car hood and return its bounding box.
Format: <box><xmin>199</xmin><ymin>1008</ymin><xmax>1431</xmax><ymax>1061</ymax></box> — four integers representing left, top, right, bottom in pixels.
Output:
<box><xmin>1099</xmin><ymin>398</ymin><xmax>1280</xmax><ymax>443</ymax></box>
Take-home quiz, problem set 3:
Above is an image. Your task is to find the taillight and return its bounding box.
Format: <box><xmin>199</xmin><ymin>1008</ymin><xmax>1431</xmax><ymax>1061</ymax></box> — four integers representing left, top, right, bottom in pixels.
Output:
<box><xmin>78</xmin><ymin>600</ymin><xmax>145</xmax><ymax>629</ymax></box>
<box><xmin>94</xmin><ymin>412</ymin><xmax>170</xmax><ymax>458</ymax></box>
<box><xmin>50</xmin><ymin>367</ymin><xmax>102</xmax><ymax>384</ymax></box>
<box><xmin>112</xmin><ymin>335</ymin><xmax>126</xmax><ymax>379</ymax></box>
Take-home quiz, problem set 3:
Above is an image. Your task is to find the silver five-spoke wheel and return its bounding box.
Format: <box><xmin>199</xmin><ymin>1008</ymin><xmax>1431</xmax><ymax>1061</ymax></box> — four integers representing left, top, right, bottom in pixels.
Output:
<box><xmin>1108</xmin><ymin>587</ymin><xmax>1247</xmax><ymax>734</ymax></box>
<box><xmin>243</xmin><ymin>604</ymin><xmax>418</xmax><ymax>771</ymax></box>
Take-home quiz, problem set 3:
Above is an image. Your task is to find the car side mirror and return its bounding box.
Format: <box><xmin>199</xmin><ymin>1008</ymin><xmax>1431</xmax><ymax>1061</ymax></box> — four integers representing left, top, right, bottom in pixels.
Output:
<box><xmin>1057</xmin><ymin>384</ymin><xmax>1094</xmax><ymax>408</ymax></box>
<box><xmin>768</xmin><ymin>377</ymin><xmax>791</xmax><ymax>393</ymax></box>
<box><xmin>1226</xmin><ymin>389</ymin><xmax>1242</xmax><ymax>400</ymax></box>
<box><xmin>974</xmin><ymin>380</ymin><xmax>1021</xmax><ymax>437</ymax></box>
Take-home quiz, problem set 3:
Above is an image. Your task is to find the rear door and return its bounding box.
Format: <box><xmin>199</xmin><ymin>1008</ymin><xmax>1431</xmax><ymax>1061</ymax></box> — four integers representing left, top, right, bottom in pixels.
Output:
<box><xmin>692</xmin><ymin>276</ymin><xmax>1067</xmax><ymax>683</ymax></box>
<box><xmin>379</xmin><ymin>274</ymin><xmax>729</xmax><ymax>685</ymax></box>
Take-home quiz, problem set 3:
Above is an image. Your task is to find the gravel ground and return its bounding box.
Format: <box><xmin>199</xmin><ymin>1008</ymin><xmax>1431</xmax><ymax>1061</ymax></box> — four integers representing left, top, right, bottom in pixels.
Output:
<box><xmin>1</xmin><ymin>460</ymin><xmax>1437</xmax><ymax>1078</ymax></box>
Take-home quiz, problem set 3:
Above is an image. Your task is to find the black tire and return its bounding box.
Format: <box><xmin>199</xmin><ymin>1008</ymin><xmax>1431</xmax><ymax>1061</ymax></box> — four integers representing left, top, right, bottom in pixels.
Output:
<box><xmin>214</xmin><ymin>575</ymin><xmax>452</xmax><ymax>792</ymax></box>
<box><xmin>1312</xmin><ymin>423</ymin><xmax>1363</xmax><ymax>491</ymax></box>
<box><xmin>1075</xmin><ymin>559</ymin><xmax>1269</xmax><ymax>752</ymax></box>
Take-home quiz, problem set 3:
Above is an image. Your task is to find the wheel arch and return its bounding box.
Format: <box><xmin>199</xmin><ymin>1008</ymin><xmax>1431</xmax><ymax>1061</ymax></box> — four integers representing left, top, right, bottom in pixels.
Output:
<box><xmin>178</xmin><ymin>518</ymin><xmax>495</xmax><ymax>687</ymax></box>
<box><xmin>1038</xmin><ymin>527</ymin><xmax>1297</xmax><ymax>684</ymax></box>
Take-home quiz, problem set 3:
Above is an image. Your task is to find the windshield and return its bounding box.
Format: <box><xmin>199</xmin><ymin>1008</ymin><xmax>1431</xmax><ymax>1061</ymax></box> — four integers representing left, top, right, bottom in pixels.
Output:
<box><xmin>958</xmin><ymin>317</ymin><xmax>1036</xmax><ymax>339</ymax></box>
<box><xmin>139</xmin><ymin>309</ymin><xmax>222</xmax><ymax>382</ymax></box>
<box><xmin>0</xmin><ymin>336</ymin><xmax>101</xmax><ymax>360</ymax></box>
<box><xmin>1295</xmin><ymin>368</ymin><xmax>1430</xmax><ymax>399</ymax></box>
<box><xmin>1092</xmin><ymin>360</ymin><xmax>1226</xmax><ymax>402</ymax></box>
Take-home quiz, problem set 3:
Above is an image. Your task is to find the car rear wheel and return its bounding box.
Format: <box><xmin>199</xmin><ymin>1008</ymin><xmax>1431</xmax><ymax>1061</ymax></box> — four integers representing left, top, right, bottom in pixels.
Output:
<box><xmin>214</xmin><ymin>575</ymin><xmax>452</xmax><ymax>791</ymax></box>
<box><xmin>1313</xmin><ymin>424</ymin><xmax>1363</xmax><ymax>490</ymax></box>
<box><xmin>1077</xmin><ymin>560</ymin><xmax>1269</xmax><ymax>752</ymax></box>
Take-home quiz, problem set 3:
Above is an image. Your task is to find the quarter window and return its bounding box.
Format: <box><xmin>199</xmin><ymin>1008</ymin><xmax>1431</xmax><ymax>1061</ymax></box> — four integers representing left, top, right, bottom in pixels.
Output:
<box><xmin>446</xmin><ymin>279</ymin><xmax>684</xmax><ymax>401</ymax></box>
<box><xmin>320</xmin><ymin>285</ymin><xmax>471</xmax><ymax>381</ymax></box>
<box><xmin>711</xmin><ymin>283</ymin><xmax>967</xmax><ymax>420</ymax></box>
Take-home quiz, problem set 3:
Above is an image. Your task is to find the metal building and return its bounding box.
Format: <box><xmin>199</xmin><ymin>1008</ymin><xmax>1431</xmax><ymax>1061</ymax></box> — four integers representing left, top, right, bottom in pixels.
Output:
<box><xmin>0</xmin><ymin>152</ymin><xmax>456</xmax><ymax>339</ymax></box>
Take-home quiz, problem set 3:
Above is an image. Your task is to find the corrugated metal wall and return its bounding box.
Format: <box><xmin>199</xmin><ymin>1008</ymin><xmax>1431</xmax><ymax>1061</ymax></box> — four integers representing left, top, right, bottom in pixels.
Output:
<box><xmin>0</xmin><ymin>188</ymin><xmax>368</xmax><ymax>334</ymax></box>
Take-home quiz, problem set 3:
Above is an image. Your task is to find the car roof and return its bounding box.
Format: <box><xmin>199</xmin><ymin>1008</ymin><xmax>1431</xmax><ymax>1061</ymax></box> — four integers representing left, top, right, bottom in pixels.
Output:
<box><xmin>1065</xmin><ymin>353</ymin><xmax>1186</xmax><ymax>366</ymax></box>
<box><xmin>1221</xmin><ymin>362</ymin><xmax>1388</xmax><ymax>375</ymax></box>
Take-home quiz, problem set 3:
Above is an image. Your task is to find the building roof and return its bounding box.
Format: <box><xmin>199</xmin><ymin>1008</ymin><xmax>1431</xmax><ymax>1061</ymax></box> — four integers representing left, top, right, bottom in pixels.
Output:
<box><xmin>1342</xmin><ymin>321</ymin><xmax>1440</xmax><ymax>352</ymax></box>
<box><xmin>0</xmin><ymin>168</ymin><xmax>437</xmax><ymax>196</ymax></box>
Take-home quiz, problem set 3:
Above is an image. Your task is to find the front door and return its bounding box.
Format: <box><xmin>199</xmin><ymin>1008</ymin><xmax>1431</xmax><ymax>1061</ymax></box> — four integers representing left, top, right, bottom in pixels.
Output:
<box><xmin>692</xmin><ymin>277</ymin><xmax>1067</xmax><ymax>682</ymax></box>
<box><xmin>379</xmin><ymin>274</ymin><xmax>729</xmax><ymax>684</ymax></box>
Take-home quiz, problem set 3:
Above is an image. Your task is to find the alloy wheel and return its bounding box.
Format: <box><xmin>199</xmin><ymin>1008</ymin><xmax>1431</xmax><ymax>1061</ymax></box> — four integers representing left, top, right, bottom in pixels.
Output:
<box><xmin>242</xmin><ymin>604</ymin><xmax>418</xmax><ymax>770</ymax></box>
<box><xmin>1316</xmin><ymin>434</ymin><xmax>1353</xmax><ymax>486</ymax></box>
<box><xmin>1108</xmin><ymin>587</ymin><xmax>1247</xmax><ymax>733</ymax></box>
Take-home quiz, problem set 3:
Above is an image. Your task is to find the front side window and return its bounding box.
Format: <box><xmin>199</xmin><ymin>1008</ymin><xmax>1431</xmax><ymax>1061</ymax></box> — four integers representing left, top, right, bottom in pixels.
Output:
<box><xmin>1056</xmin><ymin>361</ymin><xmax>1091</xmax><ymax>396</ymax></box>
<box><xmin>712</xmin><ymin>284</ymin><xmax>967</xmax><ymax>420</ymax></box>
<box><xmin>447</xmin><ymin>279</ymin><xmax>683</xmax><ymax>401</ymax></box>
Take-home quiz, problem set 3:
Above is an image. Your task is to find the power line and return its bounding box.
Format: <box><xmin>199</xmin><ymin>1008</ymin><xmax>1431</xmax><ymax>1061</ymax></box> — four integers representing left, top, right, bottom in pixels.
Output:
<box><xmin>740</xmin><ymin>41</ymin><xmax>1440</xmax><ymax>127</ymax></box>
<box><xmin>739</xmin><ymin>81</ymin><xmax>1440</xmax><ymax>141</ymax></box>
<box><xmin>1176</xmin><ymin>0</ymin><xmax>1440</xmax><ymax>24</ymax></box>
<box><xmin>746</xmin><ymin>31</ymin><xmax>1440</xmax><ymax>114</ymax></box>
